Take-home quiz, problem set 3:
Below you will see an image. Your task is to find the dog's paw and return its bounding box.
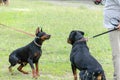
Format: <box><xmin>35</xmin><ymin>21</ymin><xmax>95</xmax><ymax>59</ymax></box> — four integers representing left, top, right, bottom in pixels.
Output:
<box><xmin>23</xmin><ymin>71</ymin><xmax>29</xmax><ymax>74</ymax></box>
<box><xmin>36</xmin><ymin>72</ymin><xmax>40</xmax><ymax>77</ymax></box>
<box><xmin>33</xmin><ymin>75</ymin><xmax>38</xmax><ymax>79</ymax></box>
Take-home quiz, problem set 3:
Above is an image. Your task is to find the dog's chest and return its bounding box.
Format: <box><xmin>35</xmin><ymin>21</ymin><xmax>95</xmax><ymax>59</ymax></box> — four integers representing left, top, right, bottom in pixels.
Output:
<box><xmin>31</xmin><ymin>46</ymin><xmax>42</xmax><ymax>58</ymax></box>
<box><xmin>34</xmin><ymin>50</ymin><xmax>42</xmax><ymax>58</ymax></box>
<box><xmin>34</xmin><ymin>52</ymin><xmax>41</xmax><ymax>57</ymax></box>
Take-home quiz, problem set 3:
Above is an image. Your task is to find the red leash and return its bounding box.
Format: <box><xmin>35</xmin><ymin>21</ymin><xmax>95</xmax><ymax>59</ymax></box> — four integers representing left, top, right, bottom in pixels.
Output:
<box><xmin>0</xmin><ymin>23</ymin><xmax>35</xmax><ymax>37</ymax></box>
<box><xmin>0</xmin><ymin>23</ymin><xmax>35</xmax><ymax>51</ymax></box>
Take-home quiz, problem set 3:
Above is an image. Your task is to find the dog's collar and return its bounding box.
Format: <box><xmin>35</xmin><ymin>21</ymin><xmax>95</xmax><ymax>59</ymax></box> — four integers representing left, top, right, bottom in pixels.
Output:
<box><xmin>76</xmin><ymin>37</ymin><xmax>87</xmax><ymax>42</ymax></box>
<box><xmin>34</xmin><ymin>39</ymin><xmax>41</xmax><ymax>47</ymax></box>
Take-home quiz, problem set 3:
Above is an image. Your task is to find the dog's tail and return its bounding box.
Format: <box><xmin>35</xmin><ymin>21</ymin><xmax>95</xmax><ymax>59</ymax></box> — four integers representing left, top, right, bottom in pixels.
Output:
<box><xmin>9</xmin><ymin>54</ymin><xmax>19</xmax><ymax>66</ymax></box>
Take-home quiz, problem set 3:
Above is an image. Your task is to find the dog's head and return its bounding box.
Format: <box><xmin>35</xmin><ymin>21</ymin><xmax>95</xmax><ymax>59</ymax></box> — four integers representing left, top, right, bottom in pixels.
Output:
<box><xmin>67</xmin><ymin>30</ymin><xmax>84</xmax><ymax>45</ymax></box>
<box><xmin>35</xmin><ymin>27</ymin><xmax>51</xmax><ymax>41</ymax></box>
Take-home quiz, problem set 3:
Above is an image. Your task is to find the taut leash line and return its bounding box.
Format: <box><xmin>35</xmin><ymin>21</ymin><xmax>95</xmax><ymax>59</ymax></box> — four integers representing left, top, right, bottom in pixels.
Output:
<box><xmin>0</xmin><ymin>23</ymin><xmax>34</xmax><ymax>37</ymax></box>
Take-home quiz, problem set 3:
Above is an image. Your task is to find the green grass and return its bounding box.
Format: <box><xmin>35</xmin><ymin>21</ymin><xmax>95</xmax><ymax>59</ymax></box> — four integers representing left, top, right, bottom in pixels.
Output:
<box><xmin>0</xmin><ymin>0</ymin><xmax>113</xmax><ymax>80</ymax></box>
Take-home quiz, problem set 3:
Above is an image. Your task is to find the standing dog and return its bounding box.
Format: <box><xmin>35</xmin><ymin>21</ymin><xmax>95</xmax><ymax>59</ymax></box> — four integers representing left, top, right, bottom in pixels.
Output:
<box><xmin>8</xmin><ymin>27</ymin><xmax>51</xmax><ymax>78</ymax></box>
<box><xmin>67</xmin><ymin>30</ymin><xmax>106</xmax><ymax>80</ymax></box>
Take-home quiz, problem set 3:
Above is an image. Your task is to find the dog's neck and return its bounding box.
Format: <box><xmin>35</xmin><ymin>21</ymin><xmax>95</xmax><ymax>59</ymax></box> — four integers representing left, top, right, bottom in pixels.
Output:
<box><xmin>33</xmin><ymin>38</ymin><xmax>43</xmax><ymax>47</ymax></box>
<box><xmin>73</xmin><ymin>37</ymin><xmax>87</xmax><ymax>45</ymax></box>
<box><xmin>76</xmin><ymin>37</ymin><xmax>87</xmax><ymax>42</ymax></box>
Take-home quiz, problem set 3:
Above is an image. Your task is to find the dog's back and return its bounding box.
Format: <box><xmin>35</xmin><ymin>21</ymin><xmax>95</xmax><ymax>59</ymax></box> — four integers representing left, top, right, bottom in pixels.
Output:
<box><xmin>70</xmin><ymin>41</ymin><xmax>103</xmax><ymax>72</ymax></box>
<box><xmin>9</xmin><ymin>41</ymin><xmax>41</xmax><ymax>65</ymax></box>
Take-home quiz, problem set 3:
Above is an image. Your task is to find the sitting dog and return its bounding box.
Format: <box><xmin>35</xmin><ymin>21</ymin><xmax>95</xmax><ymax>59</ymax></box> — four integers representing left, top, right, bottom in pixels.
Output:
<box><xmin>8</xmin><ymin>27</ymin><xmax>51</xmax><ymax>78</ymax></box>
<box><xmin>67</xmin><ymin>30</ymin><xmax>106</xmax><ymax>80</ymax></box>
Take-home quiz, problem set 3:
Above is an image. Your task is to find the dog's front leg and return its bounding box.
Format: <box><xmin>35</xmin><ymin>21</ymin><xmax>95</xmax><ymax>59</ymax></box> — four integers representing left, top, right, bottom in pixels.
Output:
<box><xmin>28</xmin><ymin>58</ymin><xmax>37</xmax><ymax>78</ymax></box>
<box><xmin>71</xmin><ymin>64</ymin><xmax>77</xmax><ymax>80</ymax></box>
<box><xmin>35</xmin><ymin>62</ymin><xmax>39</xmax><ymax>76</ymax></box>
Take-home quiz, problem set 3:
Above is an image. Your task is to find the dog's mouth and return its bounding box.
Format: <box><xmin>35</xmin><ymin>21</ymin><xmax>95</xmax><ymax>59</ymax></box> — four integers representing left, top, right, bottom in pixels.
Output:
<box><xmin>67</xmin><ymin>38</ymin><xmax>72</xmax><ymax>44</ymax></box>
<box><xmin>41</xmin><ymin>35</ymin><xmax>51</xmax><ymax>40</ymax></box>
<box><xmin>46</xmin><ymin>35</ymin><xmax>51</xmax><ymax>40</ymax></box>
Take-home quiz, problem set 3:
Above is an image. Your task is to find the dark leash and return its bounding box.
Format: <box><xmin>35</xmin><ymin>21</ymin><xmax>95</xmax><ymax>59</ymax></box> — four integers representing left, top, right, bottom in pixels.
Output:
<box><xmin>88</xmin><ymin>18</ymin><xmax>120</xmax><ymax>39</ymax></box>
<box><xmin>77</xmin><ymin>27</ymin><xmax>118</xmax><ymax>42</ymax></box>
<box><xmin>88</xmin><ymin>27</ymin><xmax>119</xmax><ymax>39</ymax></box>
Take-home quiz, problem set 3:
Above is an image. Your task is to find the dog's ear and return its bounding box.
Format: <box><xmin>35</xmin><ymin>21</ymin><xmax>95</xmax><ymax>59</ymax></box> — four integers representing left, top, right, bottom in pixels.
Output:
<box><xmin>79</xmin><ymin>31</ymin><xmax>84</xmax><ymax>35</ymax></box>
<box><xmin>35</xmin><ymin>27</ymin><xmax>40</xmax><ymax>36</ymax></box>
<box><xmin>69</xmin><ymin>31</ymin><xmax>76</xmax><ymax>39</ymax></box>
<box><xmin>41</xmin><ymin>28</ymin><xmax>43</xmax><ymax>32</ymax></box>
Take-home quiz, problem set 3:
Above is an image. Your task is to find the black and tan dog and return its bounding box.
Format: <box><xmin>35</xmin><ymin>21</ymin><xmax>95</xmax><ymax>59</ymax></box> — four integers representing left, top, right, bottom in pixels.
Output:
<box><xmin>67</xmin><ymin>30</ymin><xmax>106</xmax><ymax>80</ymax></box>
<box><xmin>8</xmin><ymin>27</ymin><xmax>51</xmax><ymax>78</ymax></box>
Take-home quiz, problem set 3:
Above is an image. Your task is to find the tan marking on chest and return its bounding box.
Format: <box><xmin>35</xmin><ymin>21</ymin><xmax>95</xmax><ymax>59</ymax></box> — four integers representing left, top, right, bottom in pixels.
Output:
<box><xmin>34</xmin><ymin>52</ymin><xmax>40</xmax><ymax>57</ymax></box>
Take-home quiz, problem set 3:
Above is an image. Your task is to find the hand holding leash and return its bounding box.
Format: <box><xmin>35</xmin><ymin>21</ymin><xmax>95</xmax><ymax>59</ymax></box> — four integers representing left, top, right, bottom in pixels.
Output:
<box><xmin>116</xmin><ymin>23</ymin><xmax>120</xmax><ymax>31</ymax></box>
<box><xmin>86</xmin><ymin>18</ymin><xmax>120</xmax><ymax>40</ymax></box>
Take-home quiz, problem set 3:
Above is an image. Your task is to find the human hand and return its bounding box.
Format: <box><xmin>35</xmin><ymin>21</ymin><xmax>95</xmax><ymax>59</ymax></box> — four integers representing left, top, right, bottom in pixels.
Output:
<box><xmin>117</xmin><ymin>23</ymin><xmax>120</xmax><ymax>31</ymax></box>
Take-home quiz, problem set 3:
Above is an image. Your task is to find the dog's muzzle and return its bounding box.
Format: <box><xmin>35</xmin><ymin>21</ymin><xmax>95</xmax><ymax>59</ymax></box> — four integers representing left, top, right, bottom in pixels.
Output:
<box><xmin>67</xmin><ymin>38</ymin><xmax>72</xmax><ymax>44</ymax></box>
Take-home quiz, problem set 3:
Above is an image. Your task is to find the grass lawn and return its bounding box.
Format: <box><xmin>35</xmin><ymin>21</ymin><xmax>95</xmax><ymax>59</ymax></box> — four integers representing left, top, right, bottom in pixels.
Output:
<box><xmin>0</xmin><ymin>0</ymin><xmax>113</xmax><ymax>80</ymax></box>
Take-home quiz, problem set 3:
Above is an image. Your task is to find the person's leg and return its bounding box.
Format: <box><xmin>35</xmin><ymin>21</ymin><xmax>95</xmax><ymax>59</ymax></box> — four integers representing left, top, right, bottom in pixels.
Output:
<box><xmin>109</xmin><ymin>30</ymin><xmax>120</xmax><ymax>80</ymax></box>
